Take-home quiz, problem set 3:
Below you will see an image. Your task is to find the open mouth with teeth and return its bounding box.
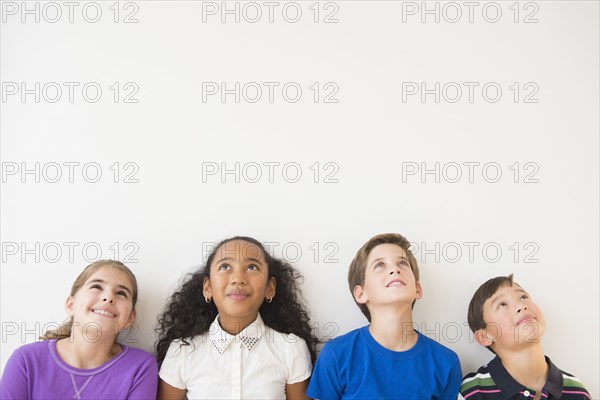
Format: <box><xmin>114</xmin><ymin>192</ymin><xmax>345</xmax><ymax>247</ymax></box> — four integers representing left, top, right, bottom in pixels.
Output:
<box><xmin>92</xmin><ymin>309</ymin><xmax>116</xmax><ymax>317</ymax></box>
<box><xmin>386</xmin><ymin>279</ymin><xmax>406</xmax><ymax>287</ymax></box>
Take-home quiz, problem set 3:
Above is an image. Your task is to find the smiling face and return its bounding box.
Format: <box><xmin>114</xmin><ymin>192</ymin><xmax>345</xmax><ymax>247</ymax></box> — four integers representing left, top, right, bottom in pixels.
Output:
<box><xmin>203</xmin><ymin>240</ymin><xmax>275</xmax><ymax>332</ymax></box>
<box><xmin>476</xmin><ymin>283</ymin><xmax>546</xmax><ymax>353</ymax></box>
<box><xmin>353</xmin><ymin>243</ymin><xmax>422</xmax><ymax>314</ymax></box>
<box><xmin>66</xmin><ymin>265</ymin><xmax>136</xmax><ymax>341</ymax></box>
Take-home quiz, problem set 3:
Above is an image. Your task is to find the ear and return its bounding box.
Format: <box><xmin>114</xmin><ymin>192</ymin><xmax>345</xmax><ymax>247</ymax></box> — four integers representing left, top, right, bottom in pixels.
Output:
<box><xmin>266</xmin><ymin>277</ymin><xmax>276</xmax><ymax>299</ymax></box>
<box><xmin>125</xmin><ymin>309</ymin><xmax>136</xmax><ymax>329</ymax></box>
<box><xmin>65</xmin><ymin>296</ymin><xmax>75</xmax><ymax>317</ymax></box>
<box><xmin>415</xmin><ymin>281</ymin><xmax>423</xmax><ymax>300</ymax></box>
<box><xmin>474</xmin><ymin>328</ymin><xmax>494</xmax><ymax>347</ymax></box>
<box><xmin>353</xmin><ymin>285</ymin><xmax>368</xmax><ymax>304</ymax></box>
<box><xmin>203</xmin><ymin>277</ymin><xmax>211</xmax><ymax>299</ymax></box>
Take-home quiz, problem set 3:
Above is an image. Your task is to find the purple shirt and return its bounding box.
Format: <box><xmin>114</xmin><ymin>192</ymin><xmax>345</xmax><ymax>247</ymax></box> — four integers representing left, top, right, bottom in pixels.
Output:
<box><xmin>0</xmin><ymin>339</ymin><xmax>158</xmax><ymax>400</ymax></box>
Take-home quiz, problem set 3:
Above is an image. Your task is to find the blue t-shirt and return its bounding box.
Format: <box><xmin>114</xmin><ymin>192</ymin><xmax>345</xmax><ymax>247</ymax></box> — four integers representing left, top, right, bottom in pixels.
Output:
<box><xmin>307</xmin><ymin>326</ymin><xmax>462</xmax><ymax>400</ymax></box>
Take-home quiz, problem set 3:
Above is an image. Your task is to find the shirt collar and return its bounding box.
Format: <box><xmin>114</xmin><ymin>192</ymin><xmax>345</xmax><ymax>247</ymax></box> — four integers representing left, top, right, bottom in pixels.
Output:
<box><xmin>209</xmin><ymin>314</ymin><xmax>266</xmax><ymax>355</ymax></box>
<box><xmin>541</xmin><ymin>357</ymin><xmax>563</xmax><ymax>398</ymax></box>
<box><xmin>489</xmin><ymin>355</ymin><xmax>563</xmax><ymax>399</ymax></box>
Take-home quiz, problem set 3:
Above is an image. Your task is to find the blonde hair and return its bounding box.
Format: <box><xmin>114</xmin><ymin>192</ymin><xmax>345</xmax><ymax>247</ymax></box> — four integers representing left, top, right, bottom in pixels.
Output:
<box><xmin>40</xmin><ymin>260</ymin><xmax>138</xmax><ymax>340</ymax></box>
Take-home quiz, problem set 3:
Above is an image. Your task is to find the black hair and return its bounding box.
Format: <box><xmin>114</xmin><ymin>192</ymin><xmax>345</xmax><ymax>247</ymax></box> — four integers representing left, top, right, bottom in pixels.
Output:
<box><xmin>155</xmin><ymin>236</ymin><xmax>319</xmax><ymax>365</ymax></box>
<box><xmin>467</xmin><ymin>274</ymin><xmax>515</xmax><ymax>354</ymax></box>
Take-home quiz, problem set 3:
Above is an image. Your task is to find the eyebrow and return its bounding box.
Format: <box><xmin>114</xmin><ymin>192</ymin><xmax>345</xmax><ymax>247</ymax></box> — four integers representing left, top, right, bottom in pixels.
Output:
<box><xmin>88</xmin><ymin>279</ymin><xmax>132</xmax><ymax>295</ymax></box>
<box><xmin>490</xmin><ymin>288</ymin><xmax>528</xmax><ymax>307</ymax></box>
<box><xmin>370</xmin><ymin>256</ymin><xmax>408</xmax><ymax>266</ymax></box>
<box><xmin>489</xmin><ymin>293</ymin><xmax>504</xmax><ymax>308</ymax></box>
<box><xmin>216</xmin><ymin>257</ymin><xmax>264</xmax><ymax>265</ymax></box>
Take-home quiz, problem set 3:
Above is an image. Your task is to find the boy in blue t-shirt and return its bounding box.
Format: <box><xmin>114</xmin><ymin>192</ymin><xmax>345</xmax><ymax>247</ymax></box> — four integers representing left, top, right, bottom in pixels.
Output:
<box><xmin>307</xmin><ymin>233</ymin><xmax>462</xmax><ymax>400</ymax></box>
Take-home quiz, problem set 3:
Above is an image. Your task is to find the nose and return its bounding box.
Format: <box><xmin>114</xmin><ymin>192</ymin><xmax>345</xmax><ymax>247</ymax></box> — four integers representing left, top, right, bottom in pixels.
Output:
<box><xmin>102</xmin><ymin>297</ymin><xmax>114</xmax><ymax>304</ymax></box>
<box><xmin>230</xmin><ymin>270</ymin><xmax>247</xmax><ymax>285</ymax></box>
<box><xmin>516</xmin><ymin>304</ymin><xmax>528</xmax><ymax>313</ymax></box>
<box><xmin>389</xmin><ymin>266</ymin><xmax>402</xmax><ymax>275</ymax></box>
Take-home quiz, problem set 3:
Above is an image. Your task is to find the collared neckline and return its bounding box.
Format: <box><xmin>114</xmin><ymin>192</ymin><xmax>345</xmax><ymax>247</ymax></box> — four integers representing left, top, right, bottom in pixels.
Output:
<box><xmin>209</xmin><ymin>314</ymin><xmax>266</xmax><ymax>355</ymax></box>
<box><xmin>488</xmin><ymin>355</ymin><xmax>563</xmax><ymax>399</ymax></box>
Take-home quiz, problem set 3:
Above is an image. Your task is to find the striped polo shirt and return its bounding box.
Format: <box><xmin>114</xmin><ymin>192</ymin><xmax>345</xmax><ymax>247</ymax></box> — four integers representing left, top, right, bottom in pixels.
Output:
<box><xmin>459</xmin><ymin>356</ymin><xmax>591</xmax><ymax>400</ymax></box>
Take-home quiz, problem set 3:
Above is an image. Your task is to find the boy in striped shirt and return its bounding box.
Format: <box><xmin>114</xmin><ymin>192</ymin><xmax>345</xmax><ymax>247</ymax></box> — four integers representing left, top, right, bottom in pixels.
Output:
<box><xmin>459</xmin><ymin>274</ymin><xmax>590</xmax><ymax>400</ymax></box>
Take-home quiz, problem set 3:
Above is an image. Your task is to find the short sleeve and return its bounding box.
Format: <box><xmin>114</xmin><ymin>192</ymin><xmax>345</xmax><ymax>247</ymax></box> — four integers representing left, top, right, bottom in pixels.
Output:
<box><xmin>306</xmin><ymin>341</ymin><xmax>343</xmax><ymax>400</ymax></box>
<box><xmin>128</xmin><ymin>351</ymin><xmax>159</xmax><ymax>400</ymax></box>
<box><xmin>439</xmin><ymin>357</ymin><xmax>462</xmax><ymax>400</ymax></box>
<box><xmin>283</xmin><ymin>334</ymin><xmax>312</xmax><ymax>384</ymax></box>
<box><xmin>158</xmin><ymin>340</ymin><xmax>188</xmax><ymax>390</ymax></box>
<box><xmin>0</xmin><ymin>347</ymin><xmax>29</xmax><ymax>400</ymax></box>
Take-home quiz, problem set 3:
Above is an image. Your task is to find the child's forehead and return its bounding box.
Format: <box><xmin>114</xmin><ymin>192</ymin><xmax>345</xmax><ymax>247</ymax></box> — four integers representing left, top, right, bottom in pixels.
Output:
<box><xmin>215</xmin><ymin>240</ymin><xmax>266</xmax><ymax>261</ymax></box>
<box><xmin>85</xmin><ymin>265</ymin><xmax>133</xmax><ymax>287</ymax></box>
<box><xmin>486</xmin><ymin>283</ymin><xmax>527</xmax><ymax>303</ymax></box>
<box><xmin>367</xmin><ymin>243</ymin><xmax>407</xmax><ymax>261</ymax></box>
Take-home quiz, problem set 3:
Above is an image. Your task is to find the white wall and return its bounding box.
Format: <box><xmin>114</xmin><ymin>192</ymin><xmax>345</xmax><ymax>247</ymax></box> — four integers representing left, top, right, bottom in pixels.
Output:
<box><xmin>1</xmin><ymin>1</ymin><xmax>598</xmax><ymax>396</ymax></box>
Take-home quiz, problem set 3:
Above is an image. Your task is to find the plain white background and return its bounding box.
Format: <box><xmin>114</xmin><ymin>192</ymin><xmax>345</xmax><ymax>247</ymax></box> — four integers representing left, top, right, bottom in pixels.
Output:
<box><xmin>1</xmin><ymin>1</ymin><xmax>599</xmax><ymax>397</ymax></box>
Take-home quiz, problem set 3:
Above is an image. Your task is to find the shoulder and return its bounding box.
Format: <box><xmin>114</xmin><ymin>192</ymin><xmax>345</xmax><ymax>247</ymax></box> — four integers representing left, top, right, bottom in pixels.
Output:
<box><xmin>164</xmin><ymin>335</ymin><xmax>210</xmax><ymax>356</ymax></box>
<box><xmin>314</xmin><ymin>326</ymin><xmax>366</xmax><ymax>366</ymax></box>
<box><xmin>459</xmin><ymin>363</ymin><xmax>494</xmax><ymax>398</ymax></box>
<box><xmin>307</xmin><ymin>328</ymin><xmax>366</xmax><ymax>397</ymax></box>
<box><xmin>266</xmin><ymin>327</ymin><xmax>312</xmax><ymax>383</ymax></box>
<box><xmin>10</xmin><ymin>340</ymin><xmax>52</xmax><ymax>361</ymax></box>
<box><xmin>5</xmin><ymin>340</ymin><xmax>51</xmax><ymax>367</ymax></box>
<box><xmin>268</xmin><ymin>327</ymin><xmax>306</xmax><ymax>345</ymax></box>
<box><xmin>322</xmin><ymin>326</ymin><xmax>364</xmax><ymax>350</ymax></box>
<box><xmin>560</xmin><ymin>369</ymin><xmax>589</xmax><ymax>387</ymax></box>
<box><xmin>265</xmin><ymin>327</ymin><xmax>310</xmax><ymax>360</ymax></box>
<box><xmin>2</xmin><ymin>340</ymin><xmax>56</xmax><ymax>380</ymax></box>
<box><xmin>270</xmin><ymin>329</ymin><xmax>307</xmax><ymax>347</ymax></box>
<box><xmin>555</xmin><ymin>367</ymin><xmax>592</xmax><ymax>398</ymax></box>
<box><xmin>418</xmin><ymin>332</ymin><xmax>460</xmax><ymax>362</ymax></box>
<box><xmin>121</xmin><ymin>345</ymin><xmax>157</xmax><ymax>364</ymax></box>
<box><xmin>15</xmin><ymin>340</ymin><xmax>50</xmax><ymax>354</ymax></box>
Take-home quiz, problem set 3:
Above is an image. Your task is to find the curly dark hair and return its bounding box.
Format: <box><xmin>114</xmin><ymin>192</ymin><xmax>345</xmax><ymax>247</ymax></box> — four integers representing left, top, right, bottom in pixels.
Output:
<box><xmin>155</xmin><ymin>236</ymin><xmax>319</xmax><ymax>365</ymax></box>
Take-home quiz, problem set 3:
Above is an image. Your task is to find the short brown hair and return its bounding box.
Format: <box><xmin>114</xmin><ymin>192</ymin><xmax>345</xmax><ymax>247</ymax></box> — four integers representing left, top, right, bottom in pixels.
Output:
<box><xmin>467</xmin><ymin>274</ymin><xmax>514</xmax><ymax>353</ymax></box>
<box><xmin>347</xmin><ymin>233</ymin><xmax>420</xmax><ymax>322</ymax></box>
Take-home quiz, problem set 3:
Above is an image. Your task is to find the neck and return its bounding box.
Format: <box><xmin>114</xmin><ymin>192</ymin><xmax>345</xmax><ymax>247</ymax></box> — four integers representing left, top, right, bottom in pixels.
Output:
<box><xmin>498</xmin><ymin>344</ymin><xmax>548</xmax><ymax>391</ymax></box>
<box><xmin>56</xmin><ymin>331</ymin><xmax>121</xmax><ymax>369</ymax></box>
<box><xmin>368</xmin><ymin>305</ymin><xmax>417</xmax><ymax>351</ymax></box>
<box><xmin>218</xmin><ymin>313</ymin><xmax>258</xmax><ymax>336</ymax></box>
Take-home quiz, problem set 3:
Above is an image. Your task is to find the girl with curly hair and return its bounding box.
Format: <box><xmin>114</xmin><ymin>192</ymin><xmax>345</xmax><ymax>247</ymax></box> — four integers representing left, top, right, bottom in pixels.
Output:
<box><xmin>156</xmin><ymin>236</ymin><xmax>318</xmax><ymax>400</ymax></box>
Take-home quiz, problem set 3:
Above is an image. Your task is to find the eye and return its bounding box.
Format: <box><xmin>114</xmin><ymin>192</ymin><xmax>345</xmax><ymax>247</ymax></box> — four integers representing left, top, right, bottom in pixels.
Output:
<box><xmin>218</xmin><ymin>263</ymin><xmax>231</xmax><ymax>271</ymax></box>
<box><xmin>116</xmin><ymin>290</ymin><xmax>128</xmax><ymax>298</ymax></box>
<box><xmin>246</xmin><ymin>264</ymin><xmax>259</xmax><ymax>271</ymax></box>
<box><xmin>90</xmin><ymin>284</ymin><xmax>102</xmax><ymax>290</ymax></box>
<box><xmin>374</xmin><ymin>261</ymin><xmax>385</xmax><ymax>269</ymax></box>
<box><xmin>399</xmin><ymin>260</ymin><xmax>410</xmax><ymax>267</ymax></box>
<box><xmin>520</xmin><ymin>294</ymin><xmax>529</xmax><ymax>300</ymax></box>
<box><xmin>497</xmin><ymin>302</ymin><xmax>507</xmax><ymax>310</ymax></box>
